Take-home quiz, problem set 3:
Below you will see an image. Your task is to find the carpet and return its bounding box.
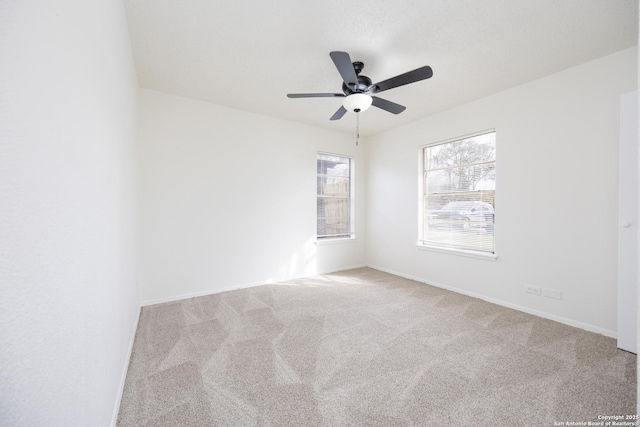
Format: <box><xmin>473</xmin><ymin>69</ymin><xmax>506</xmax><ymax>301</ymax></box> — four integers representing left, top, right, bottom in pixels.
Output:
<box><xmin>117</xmin><ymin>267</ymin><xmax>636</xmax><ymax>426</ymax></box>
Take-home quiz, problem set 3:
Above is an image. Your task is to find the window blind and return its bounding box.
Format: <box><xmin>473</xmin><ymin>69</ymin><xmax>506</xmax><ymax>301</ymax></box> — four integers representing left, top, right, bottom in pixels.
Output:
<box><xmin>421</xmin><ymin>131</ymin><xmax>496</xmax><ymax>253</ymax></box>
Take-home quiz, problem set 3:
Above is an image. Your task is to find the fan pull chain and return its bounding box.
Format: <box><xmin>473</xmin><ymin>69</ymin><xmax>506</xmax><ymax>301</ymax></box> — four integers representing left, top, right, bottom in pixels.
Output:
<box><xmin>356</xmin><ymin>112</ymin><xmax>360</xmax><ymax>146</ymax></box>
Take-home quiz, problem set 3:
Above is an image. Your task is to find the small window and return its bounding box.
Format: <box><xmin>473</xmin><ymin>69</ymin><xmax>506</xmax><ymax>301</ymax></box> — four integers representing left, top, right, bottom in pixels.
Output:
<box><xmin>419</xmin><ymin>131</ymin><xmax>496</xmax><ymax>254</ymax></box>
<box><xmin>317</xmin><ymin>153</ymin><xmax>354</xmax><ymax>240</ymax></box>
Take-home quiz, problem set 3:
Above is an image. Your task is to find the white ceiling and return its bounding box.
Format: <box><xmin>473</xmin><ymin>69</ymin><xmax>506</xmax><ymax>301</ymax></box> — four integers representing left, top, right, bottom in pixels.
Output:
<box><xmin>124</xmin><ymin>0</ymin><xmax>638</xmax><ymax>136</ymax></box>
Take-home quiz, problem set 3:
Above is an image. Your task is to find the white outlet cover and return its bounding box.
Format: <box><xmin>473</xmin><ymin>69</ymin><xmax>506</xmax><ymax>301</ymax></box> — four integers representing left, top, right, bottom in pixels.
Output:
<box><xmin>542</xmin><ymin>288</ymin><xmax>563</xmax><ymax>300</ymax></box>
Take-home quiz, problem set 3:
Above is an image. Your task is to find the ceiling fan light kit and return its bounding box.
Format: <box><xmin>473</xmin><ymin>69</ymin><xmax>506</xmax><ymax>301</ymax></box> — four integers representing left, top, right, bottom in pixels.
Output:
<box><xmin>343</xmin><ymin>93</ymin><xmax>373</xmax><ymax>113</ymax></box>
<box><xmin>287</xmin><ymin>51</ymin><xmax>433</xmax><ymax>122</ymax></box>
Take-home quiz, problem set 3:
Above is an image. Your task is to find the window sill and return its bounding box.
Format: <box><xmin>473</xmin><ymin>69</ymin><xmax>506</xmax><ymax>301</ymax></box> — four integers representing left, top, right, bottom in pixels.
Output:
<box><xmin>315</xmin><ymin>237</ymin><xmax>357</xmax><ymax>245</ymax></box>
<box><xmin>416</xmin><ymin>242</ymin><xmax>498</xmax><ymax>261</ymax></box>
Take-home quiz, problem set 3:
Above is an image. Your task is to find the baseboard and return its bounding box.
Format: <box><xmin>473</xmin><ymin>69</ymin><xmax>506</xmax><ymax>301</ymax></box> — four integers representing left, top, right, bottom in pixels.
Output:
<box><xmin>140</xmin><ymin>263</ymin><xmax>368</xmax><ymax>307</ymax></box>
<box><xmin>141</xmin><ymin>280</ymin><xmax>272</xmax><ymax>307</ymax></box>
<box><xmin>367</xmin><ymin>264</ymin><xmax>617</xmax><ymax>339</ymax></box>
<box><xmin>140</xmin><ymin>263</ymin><xmax>617</xmax><ymax>338</ymax></box>
<box><xmin>111</xmin><ymin>305</ymin><xmax>141</xmax><ymax>427</ymax></box>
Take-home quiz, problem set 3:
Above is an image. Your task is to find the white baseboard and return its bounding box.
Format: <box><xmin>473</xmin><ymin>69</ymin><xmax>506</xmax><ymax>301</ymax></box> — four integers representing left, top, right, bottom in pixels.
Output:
<box><xmin>140</xmin><ymin>263</ymin><xmax>617</xmax><ymax>337</ymax></box>
<box><xmin>140</xmin><ymin>263</ymin><xmax>368</xmax><ymax>307</ymax></box>
<box><xmin>111</xmin><ymin>305</ymin><xmax>141</xmax><ymax>427</ymax></box>
<box><xmin>142</xmin><ymin>280</ymin><xmax>272</xmax><ymax>307</ymax></box>
<box><xmin>367</xmin><ymin>264</ymin><xmax>617</xmax><ymax>339</ymax></box>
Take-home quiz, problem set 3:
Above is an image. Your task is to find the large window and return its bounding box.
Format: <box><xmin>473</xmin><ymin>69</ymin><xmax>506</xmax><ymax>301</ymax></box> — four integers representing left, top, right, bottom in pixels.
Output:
<box><xmin>420</xmin><ymin>131</ymin><xmax>496</xmax><ymax>254</ymax></box>
<box><xmin>317</xmin><ymin>153</ymin><xmax>353</xmax><ymax>240</ymax></box>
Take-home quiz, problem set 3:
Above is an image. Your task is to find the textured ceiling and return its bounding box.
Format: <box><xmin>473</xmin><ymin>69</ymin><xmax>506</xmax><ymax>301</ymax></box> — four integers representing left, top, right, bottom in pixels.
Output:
<box><xmin>124</xmin><ymin>0</ymin><xmax>638</xmax><ymax>136</ymax></box>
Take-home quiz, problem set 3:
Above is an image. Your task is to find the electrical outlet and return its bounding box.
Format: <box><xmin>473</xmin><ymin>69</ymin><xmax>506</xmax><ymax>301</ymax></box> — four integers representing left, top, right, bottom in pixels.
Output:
<box><xmin>525</xmin><ymin>285</ymin><xmax>541</xmax><ymax>296</ymax></box>
<box><xmin>542</xmin><ymin>288</ymin><xmax>562</xmax><ymax>300</ymax></box>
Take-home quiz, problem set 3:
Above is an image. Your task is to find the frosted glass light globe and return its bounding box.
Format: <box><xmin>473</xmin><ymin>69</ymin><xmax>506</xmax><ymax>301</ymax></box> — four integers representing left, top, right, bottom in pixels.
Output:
<box><xmin>343</xmin><ymin>93</ymin><xmax>373</xmax><ymax>112</ymax></box>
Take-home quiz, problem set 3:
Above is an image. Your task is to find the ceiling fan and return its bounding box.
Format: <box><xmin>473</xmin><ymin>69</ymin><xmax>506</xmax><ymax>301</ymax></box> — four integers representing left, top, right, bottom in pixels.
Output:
<box><xmin>287</xmin><ymin>51</ymin><xmax>433</xmax><ymax>121</ymax></box>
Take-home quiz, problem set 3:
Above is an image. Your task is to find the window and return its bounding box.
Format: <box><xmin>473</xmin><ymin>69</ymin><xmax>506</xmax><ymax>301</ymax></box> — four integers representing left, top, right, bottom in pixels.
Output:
<box><xmin>317</xmin><ymin>153</ymin><xmax>353</xmax><ymax>240</ymax></box>
<box><xmin>419</xmin><ymin>131</ymin><xmax>496</xmax><ymax>254</ymax></box>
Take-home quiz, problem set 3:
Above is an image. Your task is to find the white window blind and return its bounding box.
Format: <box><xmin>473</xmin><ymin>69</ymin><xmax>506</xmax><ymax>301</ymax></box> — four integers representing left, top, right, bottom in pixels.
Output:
<box><xmin>317</xmin><ymin>153</ymin><xmax>353</xmax><ymax>239</ymax></box>
<box><xmin>420</xmin><ymin>131</ymin><xmax>496</xmax><ymax>253</ymax></box>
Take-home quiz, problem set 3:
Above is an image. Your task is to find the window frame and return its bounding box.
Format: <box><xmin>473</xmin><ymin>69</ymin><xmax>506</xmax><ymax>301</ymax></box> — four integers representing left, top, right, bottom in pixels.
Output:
<box><xmin>316</xmin><ymin>152</ymin><xmax>355</xmax><ymax>243</ymax></box>
<box><xmin>417</xmin><ymin>130</ymin><xmax>498</xmax><ymax>260</ymax></box>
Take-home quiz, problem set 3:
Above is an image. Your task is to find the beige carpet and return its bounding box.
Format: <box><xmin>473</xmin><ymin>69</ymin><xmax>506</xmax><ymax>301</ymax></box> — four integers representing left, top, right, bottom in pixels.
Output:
<box><xmin>117</xmin><ymin>268</ymin><xmax>636</xmax><ymax>426</ymax></box>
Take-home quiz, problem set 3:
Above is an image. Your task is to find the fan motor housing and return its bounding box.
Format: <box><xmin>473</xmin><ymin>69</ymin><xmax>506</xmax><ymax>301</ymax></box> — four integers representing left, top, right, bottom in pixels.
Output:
<box><xmin>342</xmin><ymin>74</ymin><xmax>372</xmax><ymax>95</ymax></box>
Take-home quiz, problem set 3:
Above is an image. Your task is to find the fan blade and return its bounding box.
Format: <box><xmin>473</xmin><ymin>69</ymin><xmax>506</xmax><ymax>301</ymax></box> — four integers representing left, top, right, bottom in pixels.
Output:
<box><xmin>370</xmin><ymin>66</ymin><xmax>433</xmax><ymax>94</ymax></box>
<box><xmin>329</xmin><ymin>51</ymin><xmax>358</xmax><ymax>88</ymax></box>
<box><xmin>330</xmin><ymin>106</ymin><xmax>347</xmax><ymax>121</ymax></box>
<box><xmin>287</xmin><ymin>93</ymin><xmax>345</xmax><ymax>98</ymax></box>
<box><xmin>371</xmin><ymin>96</ymin><xmax>406</xmax><ymax>114</ymax></box>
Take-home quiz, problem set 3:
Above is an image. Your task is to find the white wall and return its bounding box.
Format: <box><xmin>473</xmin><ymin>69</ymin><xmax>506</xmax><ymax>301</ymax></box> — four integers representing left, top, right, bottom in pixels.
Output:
<box><xmin>138</xmin><ymin>89</ymin><xmax>366</xmax><ymax>304</ymax></box>
<box><xmin>366</xmin><ymin>47</ymin><xmax>638</xmax><ymax>336</ymax></box>
<box><xmin>0</xmin><ymin>1</ymin><xmax>139</xmax><ymax>426</ymax></box>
